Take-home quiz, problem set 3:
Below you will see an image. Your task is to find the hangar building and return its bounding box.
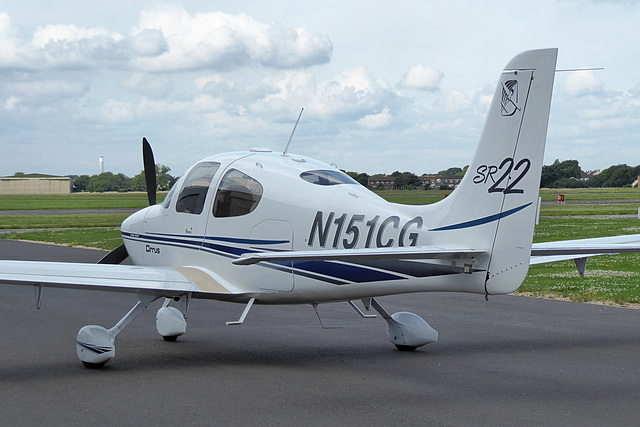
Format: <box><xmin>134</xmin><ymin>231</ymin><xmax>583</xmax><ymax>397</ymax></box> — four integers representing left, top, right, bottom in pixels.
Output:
<box><xmin>0</xmin><ymin>176</ymin><xmax>71</xmax><ymax>194</ymax></box>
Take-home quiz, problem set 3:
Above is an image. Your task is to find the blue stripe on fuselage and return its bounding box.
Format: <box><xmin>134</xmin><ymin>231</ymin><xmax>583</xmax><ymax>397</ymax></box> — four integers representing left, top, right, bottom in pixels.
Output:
<box><xmin>428</xmin><ymin>202</ymin><xmax>531</xmax><ymax>231</ymax></box>
<box><xmin>122</xmin><ymin>232</ymin><xmax>464</xmax><ymax>285</ymax></box>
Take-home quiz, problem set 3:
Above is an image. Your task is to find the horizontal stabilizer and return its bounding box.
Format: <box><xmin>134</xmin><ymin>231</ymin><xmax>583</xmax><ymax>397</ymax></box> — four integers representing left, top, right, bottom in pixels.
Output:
<box><xmin>530</xmin><ymin>234</ymin><xmax>640</xmax><ymax>265</ymax></box>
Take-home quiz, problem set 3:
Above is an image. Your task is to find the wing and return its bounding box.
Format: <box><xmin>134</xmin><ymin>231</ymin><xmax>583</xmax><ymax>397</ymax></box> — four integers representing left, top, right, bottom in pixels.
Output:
<box><xmin>0</xmin><ymin>261</ymin><xmax>252</xmax><ymax>300</ymax></box>
<box><xmin>530</xmin><ymin>234</ymin><xmax>640</xmax><ymax>265</ymax></box>
<box><xmin>233</xmin><ymin>246</ymin><xmax>487</xmax><ymax>265</ymax></box>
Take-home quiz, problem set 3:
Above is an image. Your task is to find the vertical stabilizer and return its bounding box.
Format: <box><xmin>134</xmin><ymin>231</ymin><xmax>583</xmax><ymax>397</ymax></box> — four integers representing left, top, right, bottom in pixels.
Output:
<box><xmin>426</xmin><ymin>48</ymin><xmax>557</xmax><ymax>295</ymax></box>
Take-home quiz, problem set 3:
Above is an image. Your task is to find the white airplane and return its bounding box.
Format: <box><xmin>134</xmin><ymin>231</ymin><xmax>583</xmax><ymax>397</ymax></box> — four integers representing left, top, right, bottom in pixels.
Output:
<box><xmin>2</xmin><ymin>48</ymin><xmax>640</xmax><ymax>368</ymax></box>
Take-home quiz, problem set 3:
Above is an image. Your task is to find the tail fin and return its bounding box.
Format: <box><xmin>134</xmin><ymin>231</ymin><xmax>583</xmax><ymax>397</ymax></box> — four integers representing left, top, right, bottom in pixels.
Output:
<box><xmin>425</xmin><ymin>48</ymin><xmax>557</xmax><ymax>295</ymax></box>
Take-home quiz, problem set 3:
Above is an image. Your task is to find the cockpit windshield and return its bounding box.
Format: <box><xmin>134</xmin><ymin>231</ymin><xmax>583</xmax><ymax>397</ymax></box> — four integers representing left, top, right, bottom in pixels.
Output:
<box><xmin>175</xmin><ymin>162</ymin><xmax>220</xmax><ymax>214</ymax></box>
<box><xmin>300</xmin><ymin>170</ymin><xmax>358</xmax><ymax>186</ymax></box>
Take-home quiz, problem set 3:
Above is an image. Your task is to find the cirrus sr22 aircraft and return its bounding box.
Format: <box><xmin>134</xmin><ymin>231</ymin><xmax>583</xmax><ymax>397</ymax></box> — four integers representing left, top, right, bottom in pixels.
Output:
<box><xmin>2</xmin><ymin>48</ymin><xmax>640</xmax><ymax>368</ymax></box>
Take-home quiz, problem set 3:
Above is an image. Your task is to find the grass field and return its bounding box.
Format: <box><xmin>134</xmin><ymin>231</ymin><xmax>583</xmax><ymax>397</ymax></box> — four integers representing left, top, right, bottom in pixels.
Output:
<box><xmin>0</xmin><ymin>192</ymin><xmax>166</xmax><ymax>210</ymax></box>
<box><xmin>0</xmin><ymin>213</ymin><xmax>131</xmax><ymax>229</ymax></box>
<box><xmin>1</xmin><ymin>228</ymin><xmax>123</xmax><ymax>250</ymax></box>
<box><xmin>2</xmin><ymin>189</ymin><xmax>640</xmax><ymax>305</ymax></box>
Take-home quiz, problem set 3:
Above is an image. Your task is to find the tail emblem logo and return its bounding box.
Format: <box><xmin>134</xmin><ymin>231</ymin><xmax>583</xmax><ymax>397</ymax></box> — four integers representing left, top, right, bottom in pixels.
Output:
<box><xmin>500</xmin><ymin>80</ymin><xmax>520</xmax><ymax>116</ymax></box>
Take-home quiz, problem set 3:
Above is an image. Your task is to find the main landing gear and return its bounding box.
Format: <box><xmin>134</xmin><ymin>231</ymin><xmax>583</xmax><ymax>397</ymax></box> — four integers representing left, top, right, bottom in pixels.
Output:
<box><xmin>349</xmin><ymin>297</ymin><xmax>438</xmax><ymax>351</ymax></box>
<box><xmin>76</xmin><ymin>294</ymin><xmax>190</xmax><ymax>368</ymax></box>
<box><xmin>75</xmin><ymin>295</ymin><xmax>436</xmax><ymax>368</ymax></box>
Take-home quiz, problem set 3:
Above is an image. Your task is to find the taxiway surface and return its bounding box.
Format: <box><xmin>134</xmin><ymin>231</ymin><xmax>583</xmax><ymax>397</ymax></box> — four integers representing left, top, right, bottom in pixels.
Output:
<box><xmin>0</xmin><ymin>239</ymin><xmax>639</xmax><ymax>426</ymax></box>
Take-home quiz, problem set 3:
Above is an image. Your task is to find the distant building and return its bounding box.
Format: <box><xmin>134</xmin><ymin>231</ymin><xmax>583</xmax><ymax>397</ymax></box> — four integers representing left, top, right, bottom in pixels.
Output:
<box><xmin>419</xmin><ymin>174</ymin><xmax>463</xmax><ymax>190</ymax></box>
<box><xmin>580</xmin><ymin>169</ymin><xmax>600</xmax><ymax>181</ymax></box>
<box><xmin>0</xmin><ymin>176</ymin><xmax>71</xmax><ymax>194</ymax></box>
<box><xmin>368</xmin><ymin>175</ymin><xmax>396</xmax><ymax>189</ymax></box>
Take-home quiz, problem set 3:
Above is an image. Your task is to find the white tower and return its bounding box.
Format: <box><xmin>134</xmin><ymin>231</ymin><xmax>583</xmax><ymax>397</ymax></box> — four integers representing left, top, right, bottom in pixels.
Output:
<box><xmin>99</xmin><ymin>156</ymin><xmax>104</xmax><ymax>174</ymax></box>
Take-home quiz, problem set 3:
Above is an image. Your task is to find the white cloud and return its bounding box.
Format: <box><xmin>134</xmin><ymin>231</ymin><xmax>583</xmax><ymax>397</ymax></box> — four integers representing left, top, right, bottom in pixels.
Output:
<box><xmin>561</xmin><ymin>71</ymin><xmax>604</xmax><ymax>96</ymax></box>
<box><xmin>12</xmin><ymin>79</ymin><xmax>87</xmax><ymax>98</ymax></box>
<box><xmin>31</xmin><ymin>24</ymin><xmax>124</xmax><ymax>49</ymax></box>
<box><xmin>442</xmin><ymin>88</ymin><xmax>481</xmax><ymax>113</ymax></box>
<box><xmin>312</xmin><ymin>67</ymin><xmax>398</xmax><ymax>118</ymax></box>
<box><xmin>129</xmin><ymin>29</ymin><xmax>167</xmax><ymax>57</ymax></box>
<box><xmin>195</xmin><ymin>74</ymin><xmax>229</xmax><ymax>91</ymax></box>
<box><xmin>122</xmin><ymin>73</ymin><xmax>173</xmax><ymax>97</ymax></box>
<box><xmin>0</xmin><ymin>13</ymin><xmax>26</xmax><ymax>65</ymax></box>
<box><xmin>4</xmin><ymin>96</ymin><xmax>20</xmax><ymax>110</ymax></box>
<box><xmin>246</xmin><ymin>67</ymin><xmax>401</xmax><ymax>126</ymax></box>
<box><xmin>358</xmin><ymin>108</ymin><xmax>392</xmax><ymax>129</ymax></box>
<box><xmin>251</xmin><ymin>71</ymin><xmax>317</xmax><ymax>114</ymax></box>
<box><xmin>100</xmin><ymin>99</ymin><xmax>134</xmax><ymax>123</ymax></box>
<box><xmin>131</xmin><ymin>6</ymin><xmax>332</xmax><ymax>72</ymax></box>
<box><xmin>0</xmin><ymin>7</ymin><xmax>331</xmax><ymax>73</ymax></box>
<box><xmin>30</xmin><ymin>23</ymin><xmax>127</xmax><ymax>69</ymax></box>
<box><xmin>399</xmin><ymin>64</ymin><xmax>443</xmax><ymax>90</ymax></box>
<box><xmin>136</xmin><ymin>94</ymin><xmax>223</xmax><ymax>117</ymax></box>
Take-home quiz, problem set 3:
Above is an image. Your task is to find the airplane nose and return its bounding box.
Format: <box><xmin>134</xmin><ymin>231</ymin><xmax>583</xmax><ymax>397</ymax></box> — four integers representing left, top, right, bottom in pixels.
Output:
<box><xmin>121</xmin><ymin>208</ymin><xmax>148</xmax><ymax>236</ymax></box>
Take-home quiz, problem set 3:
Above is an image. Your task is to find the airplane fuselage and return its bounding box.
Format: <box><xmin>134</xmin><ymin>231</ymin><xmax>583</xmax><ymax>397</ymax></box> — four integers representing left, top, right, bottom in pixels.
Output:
<box><xmin>122</xmin><ymin>150</ymin><xmax>489</xmax><ymax>304</ymax></box>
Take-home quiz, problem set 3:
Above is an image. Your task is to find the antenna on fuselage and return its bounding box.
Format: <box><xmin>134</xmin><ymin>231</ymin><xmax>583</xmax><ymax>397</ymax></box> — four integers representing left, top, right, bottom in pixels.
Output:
<box><xmin>283</xmin><ymin>108</ymin><xmax>304</xmax><ymax>157</ymax></box>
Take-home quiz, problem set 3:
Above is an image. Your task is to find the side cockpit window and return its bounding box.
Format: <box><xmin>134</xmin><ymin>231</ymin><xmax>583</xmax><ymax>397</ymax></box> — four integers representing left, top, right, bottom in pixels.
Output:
<box><xmin>300</xmin><ymin>170</ymin><xmax>358</xmax><ymax>186</ymax></box>
<box><xmin>175</xmin><ymin>162</ymin><xmax>220</xmax><ymax>214</ymax></box>
<box><xmin>213</xmin><ymin>169</ymin><xmax>263</xmax><ymax>218</ymax></box>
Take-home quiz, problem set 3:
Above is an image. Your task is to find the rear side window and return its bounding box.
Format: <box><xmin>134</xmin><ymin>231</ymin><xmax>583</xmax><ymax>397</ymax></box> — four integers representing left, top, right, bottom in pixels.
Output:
<box><xmin>300</xmin><ymin>170</ymin><xmax>357</xmax><ymax>186</ymax></box>
<box><xmin>213</xmin><ymin>169</ymin><xmax>263</xmax><ymax>218</ymax></box>
<box><xmin>175</xmin><ymin>162</ymin><xmax>220</xmax><ymax>214</ymax></box>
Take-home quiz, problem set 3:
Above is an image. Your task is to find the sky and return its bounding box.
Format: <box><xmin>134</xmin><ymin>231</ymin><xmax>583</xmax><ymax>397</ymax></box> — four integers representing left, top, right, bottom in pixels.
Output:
<box><xmin>1</xmin><ymin>0</ymin><xmax>640</xmax><ymax>178</ymax></box>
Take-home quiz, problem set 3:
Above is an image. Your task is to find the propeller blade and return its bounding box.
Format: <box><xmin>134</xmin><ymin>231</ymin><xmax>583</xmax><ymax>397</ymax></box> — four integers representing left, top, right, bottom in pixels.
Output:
<box><xmin>97</xmin><ymin>243</ymin><xmax>129</xmax><ymax>264</ymax></box>
<box><xmin>142</xmin><ymin>137</ymin><xmax>157</xmax><ymax>205</ymax></box>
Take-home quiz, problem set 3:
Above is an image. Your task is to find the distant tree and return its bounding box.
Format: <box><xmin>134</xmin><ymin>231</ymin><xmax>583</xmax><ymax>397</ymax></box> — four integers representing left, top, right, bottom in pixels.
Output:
<box><xmin>608</xmin><ymin>167</ymin><xmax>632</xmax><ymax>187</ymax></box>
<box><xmin>87</xmin><ymin>172</ymin><xmax>117</xmax><ymax>192</ymax></box>
<box><xmin>130</xmin><ymin>164</ymin><xmax>176</xmax><ymax>192</ymax></box>
<box><xmin>130</xmin><ymin>172</ymin><xmax>146</xmax><ymax>192</ymax></box>
<box><xmin>112</xmin><ymin>173</ymin><xmax>130</xmax><ymax>192</ymax></box>
<box><xmin>390</xmin><ymin>171</ymin><xmax>420</xmax><ymax>189</ymax></box>
<box><xmin>540</xmin><ymin>160</ymin><xmax>581</xmax><ymax>188</ymax></box>
<box><xmin>13</xmin><ymin>172</ymin><xmax>25</xmax><ymax>177</ymax></box>
<box><xmin>589</xmin><ymin>164</ymin><xmax>636</xmax><ymax>188</ymax></box>
<box><xmin>554</xmin><ymin>177</ymin><xmax>588</xmax><ymax>189</ymax></box>
<box><xmin>437</xmin><ymin>167</ymin><xmax>463</xmax><ymax>176</ymax></box>
<box><xmin>156</xmin><ymin>165</ymin><xmax>175</xmax><ymax>190</ymax></box>
<box><xmin>73</xmin><ymin>175</ymin><xmax>90</xmax><ymax>192</ymax></box>
<box><xmin>345</xmin><ymin>171</ymin><xmax>369</xmax><ymax>186</ymax></box>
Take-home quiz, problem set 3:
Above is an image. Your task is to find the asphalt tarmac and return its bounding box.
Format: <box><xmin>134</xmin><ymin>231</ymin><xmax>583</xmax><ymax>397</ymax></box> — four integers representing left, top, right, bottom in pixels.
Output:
<box><xmin>0</xmin><ymin>239</ymin><xmax>639</xmax><ymax>426</ymax></box>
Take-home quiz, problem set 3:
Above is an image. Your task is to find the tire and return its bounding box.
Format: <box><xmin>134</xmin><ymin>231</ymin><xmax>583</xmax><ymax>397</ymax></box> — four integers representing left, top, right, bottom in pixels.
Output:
<box><xmin>82</xmin><ymin>361</ymin><xmax>106</xmax><ymax>369</ymax></box>
<box><xmin>395</xmin><ymin>344</ymin><xmax>417</xmax><ymax>352</ymax></box>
